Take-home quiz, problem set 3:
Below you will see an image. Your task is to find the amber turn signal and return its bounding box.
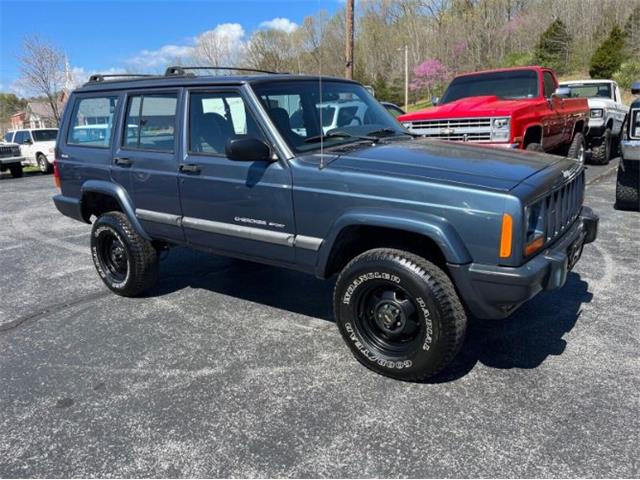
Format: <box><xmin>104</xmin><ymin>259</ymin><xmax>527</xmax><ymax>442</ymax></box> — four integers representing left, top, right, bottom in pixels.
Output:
<box><xmin>499</xmin><ymin>213</ymin><xmax>513</xmax><ymax>258</ymax></box>
<box><xmin>524</xmin><ymin>236</ymin><xmax>545</xmax><ymax>256</ymax></box>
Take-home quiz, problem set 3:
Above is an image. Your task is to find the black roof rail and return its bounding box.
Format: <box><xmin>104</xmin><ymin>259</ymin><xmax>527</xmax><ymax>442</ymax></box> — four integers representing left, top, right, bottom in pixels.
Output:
<box><xmin>87</xmin><ymin>73</ymin><xmax>155</xmax><ymax>83</ymax></box>
<box><xmin>164</xmin><ymin>65</ymin><xmax>287</xmax><ymax>77</ymax></box>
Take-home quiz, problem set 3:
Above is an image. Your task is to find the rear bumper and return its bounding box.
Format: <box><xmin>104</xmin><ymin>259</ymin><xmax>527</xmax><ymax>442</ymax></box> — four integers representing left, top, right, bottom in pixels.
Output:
<box><xmin>449</xmin><ymin>206</ymin><xmax>598</xmax><ymax>320</ymax></box>
<box><xmin>52</xmin><ymin>194</ymin><xmax>87</xmax><ymax>223</ymax></box>
<box><xmin>621</xmin><ymin>139</ymin><xmax>640</xmax><ymax>161</ymax></box>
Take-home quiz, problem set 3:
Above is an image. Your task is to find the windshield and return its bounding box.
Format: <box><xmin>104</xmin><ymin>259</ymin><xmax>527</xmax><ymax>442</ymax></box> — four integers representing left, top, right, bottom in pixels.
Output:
<box><xmin>32</xmin><ymin>129</ymin><xmax>58</xmax><ymax>142</ymax></box>
<box><xmin>440</xmin><ymin>70</ymin><xmax>539</xmax><ymax>104</ymax></box>
<box><xmin>564</xmin><ymin>83</ymin><xmax>612</xmax><ymax>99</ymax></box>
<box><xmin>251</xmin><ymin>80</ymin><xmax>406</xmax><ymax>153</ymax></box>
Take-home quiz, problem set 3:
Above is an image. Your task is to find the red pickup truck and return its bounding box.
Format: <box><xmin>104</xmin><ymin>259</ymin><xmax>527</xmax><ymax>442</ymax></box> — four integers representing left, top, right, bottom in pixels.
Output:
<box><xmin>398</xmin><ymin>66</ymin><xmax>589</xmax><ymax>162</ymax></box>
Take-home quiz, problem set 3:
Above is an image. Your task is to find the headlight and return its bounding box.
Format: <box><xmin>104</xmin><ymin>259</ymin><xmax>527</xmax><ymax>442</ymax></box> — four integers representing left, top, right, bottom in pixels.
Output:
<box><xmin>402</xmin><ymin>122</ymin><xmax>412</xmax><ymax>129</ymax></box>
<box><xmin>590</xmin><ymin>108</ymin><xmax>604</xmax><ymax>118</ymax></box>
<box><xmin>524</xmin><ymin>200</ymin><xmax>546</xmax><ymax>256</ymax></box>
<box><xmin>490</xmin><ymin>117</ymin><xmax>510</xmax><ymax>141</ymax></box>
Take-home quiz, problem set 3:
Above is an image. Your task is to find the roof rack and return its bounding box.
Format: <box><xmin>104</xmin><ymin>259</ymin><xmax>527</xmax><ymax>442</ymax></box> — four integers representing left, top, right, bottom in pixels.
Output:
<box><xmin>87</xmin><ymin>73</ymin><xmax>155</xmax><ymax>83</ymax></box>
<box><xmin>164</xmin><ymin>65</ymin><xmax>287</xmax><ymax>77</ymax></box>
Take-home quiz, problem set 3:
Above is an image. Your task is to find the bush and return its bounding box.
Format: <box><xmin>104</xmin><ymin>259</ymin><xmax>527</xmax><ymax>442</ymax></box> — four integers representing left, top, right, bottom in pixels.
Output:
<box><xmin>613</xmin><ymin>61</ymin><xmax>640</xmax><ymax>90</ymax></box>
<box><xmin>590</xmin><ymin>25</ymin><xmax>627</xmax><ymax>79</ymax></box>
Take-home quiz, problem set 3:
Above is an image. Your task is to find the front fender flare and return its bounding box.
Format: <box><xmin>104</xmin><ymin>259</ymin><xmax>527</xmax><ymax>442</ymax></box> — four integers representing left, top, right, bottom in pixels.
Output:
<box><xmin>80</xmin><ymin>180</ymin><xmax>151</xmax><ymax>241</ymax></box>
<box><xmin>315</xmin><ymin>208</ymin><xmax>472</xmax><ymax>277</ymax></box>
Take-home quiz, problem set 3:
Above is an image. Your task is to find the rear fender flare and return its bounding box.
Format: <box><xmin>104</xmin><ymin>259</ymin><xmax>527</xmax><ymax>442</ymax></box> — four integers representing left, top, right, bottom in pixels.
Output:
<box><xmin>80</xmin><ymin>180</ymin><xmax>151</xmax><ymax>241</ymax></box>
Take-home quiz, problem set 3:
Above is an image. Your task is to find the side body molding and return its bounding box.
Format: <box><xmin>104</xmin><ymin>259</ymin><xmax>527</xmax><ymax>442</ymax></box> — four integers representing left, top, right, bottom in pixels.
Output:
<box><xmin>80</xmin><ymin>180</ymin><xmax>151</xmax><ymax>241</ymax></box>
<box><xmin>315</xmin><ymin>209</ymin><xmax>472</xmax><ymax>277</ymax></box>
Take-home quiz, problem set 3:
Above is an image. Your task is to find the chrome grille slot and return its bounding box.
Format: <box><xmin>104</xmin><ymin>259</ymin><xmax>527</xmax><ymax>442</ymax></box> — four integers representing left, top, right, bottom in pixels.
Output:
<box><xmin>544</xmin><ymin>171</ymin><xmax>584</xmax><ymax>243</ymax></box>
<box><xmin>0</xmin><ymin>146</ymin><xmax>17</xmax><ymax>158</ymax></box>
<box><xmin>405</xmin><ymin>117</ymin><xmax>493</xmax><ymax>141</ymax></box>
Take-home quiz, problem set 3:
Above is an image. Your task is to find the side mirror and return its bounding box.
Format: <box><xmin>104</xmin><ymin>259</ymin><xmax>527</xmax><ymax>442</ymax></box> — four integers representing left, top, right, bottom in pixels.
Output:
<box><xmin>225</xmin><ymin>135</ymin><xmax>272</xmax><ymax>162</ymax></box>
<box><xmin>631</xmin><ymin>81</ymin><xmax>640</xmax><ymax>95</ymax></box>
<box><xmin>431</xmin><ymin>96</ymin><xmax>440</xmax><ymax>106</ymax></box>
<box><xmin>553</xmin><ymin>86</ymin><xmax>571</xmax><ymax>98</ymax></box>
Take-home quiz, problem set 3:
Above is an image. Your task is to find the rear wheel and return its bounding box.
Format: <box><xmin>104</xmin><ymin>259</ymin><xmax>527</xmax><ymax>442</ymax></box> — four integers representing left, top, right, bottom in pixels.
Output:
<box><xmin>37</xmin><ymin>154</ymin><xmax>52</xmax><ymax>174</ymax></box>
<box><xmin>615</xmin><ymin>161</ymin><xmax>640</xmax><ymax>211</ymax></box>
<box><xmin>334</xmin><ymin>248</ymin><xmax>467</xmax><ymax>381</ymax></box>
<box><xmin>9</xmin><ymin>163</ymin><xmax>23</xmax><ymax>178</ymax></box>
<box><xmin>91</xmin><ymin>211</ymin><xmax>159</xmax><ymax>296</ymax></box>
<box><xmin>567</xmin><ymin>132</ymin><xmax>586</xmax><ymax>164</ymax></box>
<box><xmin>590</xmin><ymin>128</ymin><xmax>611</xmax><ymax>165</ymax></box>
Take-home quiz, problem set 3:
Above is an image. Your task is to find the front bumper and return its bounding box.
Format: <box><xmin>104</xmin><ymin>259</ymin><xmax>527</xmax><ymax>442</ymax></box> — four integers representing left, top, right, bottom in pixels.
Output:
<box><xmin>621</xmin><ymin>139</ymin><xmax>640</xmax><ymax>161</ymax></box>
<box><xmin>587</xmin><ymin>118</ymin><xmax>605</xmax><ymax>138</ymax></box>
<box><xmin>449</xmin><ymin>206</ymin><xmax>598</xmax><ymax>320</ymax></box>
<box><xmin>0</xmin><ymin>155</ymin><xmax>24</xmax><ymax>165</ymax></box>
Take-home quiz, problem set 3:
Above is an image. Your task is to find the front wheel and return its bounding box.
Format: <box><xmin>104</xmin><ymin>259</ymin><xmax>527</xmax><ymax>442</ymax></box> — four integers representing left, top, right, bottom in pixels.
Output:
<box><xmin>91</xmin><ymin>211</ymin><xmax>159</xmax><ymax>296</ymax></box>
<box><xmin>615</xmin><ymin>161</ymin><xmax>640</xmax><ymax>211</ymax></box>
<box><xmin>567</xmin><ymin>132</ymin><xmax>586</xmax><ymax>164</ymax></box>
<box><xmin>590</xmin><ymin>128</ymin><xmax>611</xmax><ymax>165</ymax></box>
<box><xmin>334</xmin><ymin>248</ymin><xmax>467</xmax><ymax>381</ymax></box>
<box><xmin>9</xmin><ymin>163</ymin><xmax>23</xmax><ymax>178</ymax></box>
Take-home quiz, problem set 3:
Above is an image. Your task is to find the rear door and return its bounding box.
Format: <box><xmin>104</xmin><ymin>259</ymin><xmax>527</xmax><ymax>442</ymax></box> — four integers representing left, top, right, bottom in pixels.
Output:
<box><xmin>112</xmin><ymin>90</ymin><xmax>184</xmax><ymax>242</ymax></box>
<box><xmin>178</xmin><ymin>87</ymin><xmax>295</xmax><ymax>263</ymax></box>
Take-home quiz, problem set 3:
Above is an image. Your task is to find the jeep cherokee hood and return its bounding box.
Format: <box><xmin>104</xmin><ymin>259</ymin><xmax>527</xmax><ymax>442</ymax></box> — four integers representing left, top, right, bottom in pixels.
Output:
<box><xmin>329</xmin><ymin>138</ymin><xmax>566</xmax><ymax>191</ymax></box>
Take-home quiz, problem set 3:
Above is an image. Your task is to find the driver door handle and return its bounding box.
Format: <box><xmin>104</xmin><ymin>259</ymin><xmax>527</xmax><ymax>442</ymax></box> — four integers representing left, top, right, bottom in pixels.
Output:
<box><xmin>114</xmin><ymin>157</ymin><xmax>133</xmax><ymax>166</ymax></box>
<box><xmin>179</xmin><ymin>163</ymin><xmax>201</xmax><ymax>174</ymax></box>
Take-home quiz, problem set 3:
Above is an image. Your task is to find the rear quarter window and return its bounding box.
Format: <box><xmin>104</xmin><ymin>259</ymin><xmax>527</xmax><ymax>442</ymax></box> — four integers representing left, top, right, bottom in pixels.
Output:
<box><xmin>67</xmin><ymin>96</ymin><xmax>120</xmax><ymax>148</ymax></box>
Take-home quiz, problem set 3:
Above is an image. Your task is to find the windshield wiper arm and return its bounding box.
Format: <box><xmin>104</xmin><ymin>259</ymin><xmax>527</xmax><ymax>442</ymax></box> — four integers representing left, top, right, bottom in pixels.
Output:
<box><xmin>303</xmin><ymin>130</ymin><xmax>378</xmax><ymax>144</ymax></box>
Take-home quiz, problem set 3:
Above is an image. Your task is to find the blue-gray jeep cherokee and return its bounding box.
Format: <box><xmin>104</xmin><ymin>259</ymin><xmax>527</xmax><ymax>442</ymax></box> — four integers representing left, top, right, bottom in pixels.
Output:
<box><xmin>53</xmin><ymin>67</ymin><xmax>598</xmax><ymax>381</ymax></box>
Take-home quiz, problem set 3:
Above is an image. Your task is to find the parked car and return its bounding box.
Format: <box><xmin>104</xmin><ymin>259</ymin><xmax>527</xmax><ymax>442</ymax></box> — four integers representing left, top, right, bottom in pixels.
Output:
<box><xmin>0</xmin><ymin>140</ymin><xmax>25</xmax><ymax>178</ymax></box>
<box><xmin>52</xmin><ymin>67</ymin><xmax>598</xmax><ymax>381</ymax></box>
<box><xmin>615</xmin><ymin>81</ymin><xmax>640</xmax><ymax>211</ymax></box>
<box><xmin>398</xmin><ymin>66</ymin><xmax>589</xmax><ymax>162</ymax></box>
<box><xmin>559</xmin><ymin>79</ymin><xmax>627</xmax><ymax>165</ymax></box>
<box><xmin>381</xmin><ymin>101</ymin><xmax>406</xmax><ymax>118</ymax></box>
<box><xmin>4</xmin><ymin>128</ymin><xmax>58</xmax><ymax>173</ymax></box>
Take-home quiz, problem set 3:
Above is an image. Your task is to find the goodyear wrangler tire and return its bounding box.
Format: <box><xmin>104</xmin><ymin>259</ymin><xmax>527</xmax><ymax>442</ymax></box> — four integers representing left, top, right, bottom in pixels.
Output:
<box><xmin>590</xmin><ymin>128</ymin><xmax>611</xmax><ymax>165</ymax></box>
<box><xmin>91</xmin><ymin>211</ymin><xmax>159</xmax><ymax>297</ymax></box>
<box><xmin>334</xmin><ymin>248</ymin><xmax>467</xmax><ymax>381</ymax></box>
<box><xmin>615</xmin><ymin>161</ymin><xmax>640</xmax><ymax>211</ymax></box>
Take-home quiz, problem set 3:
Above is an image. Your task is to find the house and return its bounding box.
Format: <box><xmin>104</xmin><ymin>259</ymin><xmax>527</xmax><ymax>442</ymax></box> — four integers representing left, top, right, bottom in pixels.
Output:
<box><xmin>9</xmin><ymin>96</ymin><xmax>67</xmax><ymax>130</ymax></box>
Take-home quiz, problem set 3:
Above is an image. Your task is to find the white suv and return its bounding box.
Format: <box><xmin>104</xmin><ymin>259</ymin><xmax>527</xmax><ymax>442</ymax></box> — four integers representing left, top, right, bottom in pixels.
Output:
<box><xmin>4</xmin><ymin>128</ymin><xmax>58</xmax><ymax>173</ymax></box>
<box><xmin>559</xmin><ymin>80</ymin><xmax>627</xmax><ymax>165</ymax></box>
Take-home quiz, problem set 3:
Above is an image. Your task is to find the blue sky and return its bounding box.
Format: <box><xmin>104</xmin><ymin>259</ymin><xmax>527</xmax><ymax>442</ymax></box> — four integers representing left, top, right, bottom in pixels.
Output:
<box><xmin>0</xmin><ymin>0</ymin><xmax>342</xmax><ymax>94</ymax></box>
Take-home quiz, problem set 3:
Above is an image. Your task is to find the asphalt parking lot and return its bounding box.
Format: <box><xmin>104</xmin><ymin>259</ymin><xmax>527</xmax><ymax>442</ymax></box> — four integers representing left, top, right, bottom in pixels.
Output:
<box><xmin>0</xmin><ymin>161</ymin><xmax>638</xmax><ymax>477</ymax></box>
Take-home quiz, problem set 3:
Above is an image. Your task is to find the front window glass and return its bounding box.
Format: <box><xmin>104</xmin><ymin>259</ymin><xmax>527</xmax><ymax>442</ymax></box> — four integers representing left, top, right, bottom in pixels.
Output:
<box><xmin>440</xmin><ymin>70</ymin><xmax>539</xmax><ymax>104</ymax></box>
<box><xmin>189</xmin><ymin>91</ymin><xmax>265</xmax><ymax>155</ymax></box>
<box><xmin>68</xmin><ymin>96</ymin><xmax>119</xmax><ymax>148</ymax></box>
<box><xmin>32</xmin><ymin>129</ymin><xmax>58</xmax><ymax>142</ymax></box>
<box><xmin>251</xmin><ymin>80</ymin><xmax>406</xmax><ymax>153</ymax></box>
<box><xmin>564</xmin><ymin>83</ymin><xmax>612</xmax><ymax>99</ymax></box>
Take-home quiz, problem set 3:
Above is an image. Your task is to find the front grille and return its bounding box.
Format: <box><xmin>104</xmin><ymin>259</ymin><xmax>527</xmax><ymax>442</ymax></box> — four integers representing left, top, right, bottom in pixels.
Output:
<box><xmin>543</xmin><ymin>171</ymin><xmax>585</xmax><ymax>243</ymax></box>
<box><xmin>0</xmin><ymin>146</ymin><xmax>19</xmax><ymax>158</ymax></box>
<box><xmin>405</xmin><ymin>117</ymin><xmax>492</xmax><ymax>141</ymax></box>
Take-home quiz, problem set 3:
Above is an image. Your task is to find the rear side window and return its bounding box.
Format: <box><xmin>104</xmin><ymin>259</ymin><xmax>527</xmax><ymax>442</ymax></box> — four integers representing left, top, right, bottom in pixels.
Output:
<box><xmin>68</xmin><ymin>96</ymin><xmax>119</xmax><ymax>148</ymax></box>
<box><xmin>124</xmin><ymin>94</ymin><xmax>177</xmax><ymax>152</ymax></box>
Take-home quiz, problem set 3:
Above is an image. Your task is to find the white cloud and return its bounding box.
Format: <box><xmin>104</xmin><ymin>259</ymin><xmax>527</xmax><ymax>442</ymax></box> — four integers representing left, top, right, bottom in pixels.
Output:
<box><xmin>259</xmin><ymin>17</ymin><xmax>298</xmax><ymax>34</ymax></box>
<box><xmin>125</xmin><ymin>43</ymin><xmax>195</xmax><ymax>70</ymax></box>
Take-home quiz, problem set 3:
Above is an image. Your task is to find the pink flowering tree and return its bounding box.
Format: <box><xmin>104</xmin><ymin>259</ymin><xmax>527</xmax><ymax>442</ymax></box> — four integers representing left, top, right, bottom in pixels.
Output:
<box><xmin>409</xmin><ymin>59</ymin><xmax>451</xmax><ymax>102</ymax></box>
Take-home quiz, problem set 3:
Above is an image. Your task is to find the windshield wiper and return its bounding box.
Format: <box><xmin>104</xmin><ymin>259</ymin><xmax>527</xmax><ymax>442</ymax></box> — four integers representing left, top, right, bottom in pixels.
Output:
<box><xmin>303</xmin><ymin>130</ymin><xmax>377</xmax><ymax>144</ymax></box>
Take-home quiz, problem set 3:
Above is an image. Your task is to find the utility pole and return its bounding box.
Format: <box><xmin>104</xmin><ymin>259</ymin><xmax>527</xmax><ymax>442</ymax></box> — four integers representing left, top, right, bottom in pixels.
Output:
<box><xmin>404</xmin><ymin>45</ymin><xmax>409</xmax><ymax>111</ymax></box>
<box><xmin>345</xmin><ymin>0</ymin><xmax>354</xmax><ymax>79</ymax></box>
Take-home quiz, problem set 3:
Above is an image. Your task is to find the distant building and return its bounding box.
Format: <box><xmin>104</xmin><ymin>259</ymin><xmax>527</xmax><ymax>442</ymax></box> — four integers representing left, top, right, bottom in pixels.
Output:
<box><xmin>9</xmin><ymin>94</ymin><xmax>68</xmax><ymax>130</ymax></box>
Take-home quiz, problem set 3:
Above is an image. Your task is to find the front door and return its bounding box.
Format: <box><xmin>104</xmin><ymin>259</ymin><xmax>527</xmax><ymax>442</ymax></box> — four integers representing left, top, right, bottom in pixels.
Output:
<box><xmin>178</xmin><ymin>88</ymin><xmax>295</xmax><ymax>264</ymax></box>
<box><xmin>112</xmin><ymin>90</ymin><xmax>184</xmax><ymax>242</ymax></box>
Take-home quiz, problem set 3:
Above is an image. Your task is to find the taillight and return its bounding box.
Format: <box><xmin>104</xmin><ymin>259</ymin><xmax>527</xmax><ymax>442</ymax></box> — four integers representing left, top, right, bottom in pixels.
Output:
<box><xmin>53</xmin><ymin>159</ymin><xmax>61</xmax><ymax>189</ymax></box>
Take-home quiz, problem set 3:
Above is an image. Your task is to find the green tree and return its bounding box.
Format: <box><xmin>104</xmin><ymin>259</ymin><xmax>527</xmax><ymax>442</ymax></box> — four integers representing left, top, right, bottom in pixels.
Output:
<box><xmin>533</xmin><ymin>19</ymin><xmax>572</xmax><ymax>75</ymax></box>
<box><xmin>589</xmin><ymin>25</ymin><xmax>627</xmax><ymax>79</ymax></box>
<box><xmin>0</xmin><ymin>93</ymin><xmax>27</xmax><ymax>123</ymax></box>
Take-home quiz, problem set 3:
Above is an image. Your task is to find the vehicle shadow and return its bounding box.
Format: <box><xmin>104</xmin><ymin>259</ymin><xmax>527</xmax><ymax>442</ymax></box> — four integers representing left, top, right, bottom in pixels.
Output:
<box><xmin>150</xmin><ymin>248</ymin><xmax>592</xmax><ymax>382</ymax></box>
<box><xmin>429</xmin><ymin>271</ymin><xmax>593</xmax><ymax>383</ymax></box>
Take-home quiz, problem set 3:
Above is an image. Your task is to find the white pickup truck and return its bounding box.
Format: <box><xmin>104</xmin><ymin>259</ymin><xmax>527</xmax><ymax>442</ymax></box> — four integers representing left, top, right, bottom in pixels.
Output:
<box><xmin>559</xmin><ymin>79</ymin><xmax>627</xmax><ymax>165</ymax></box>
